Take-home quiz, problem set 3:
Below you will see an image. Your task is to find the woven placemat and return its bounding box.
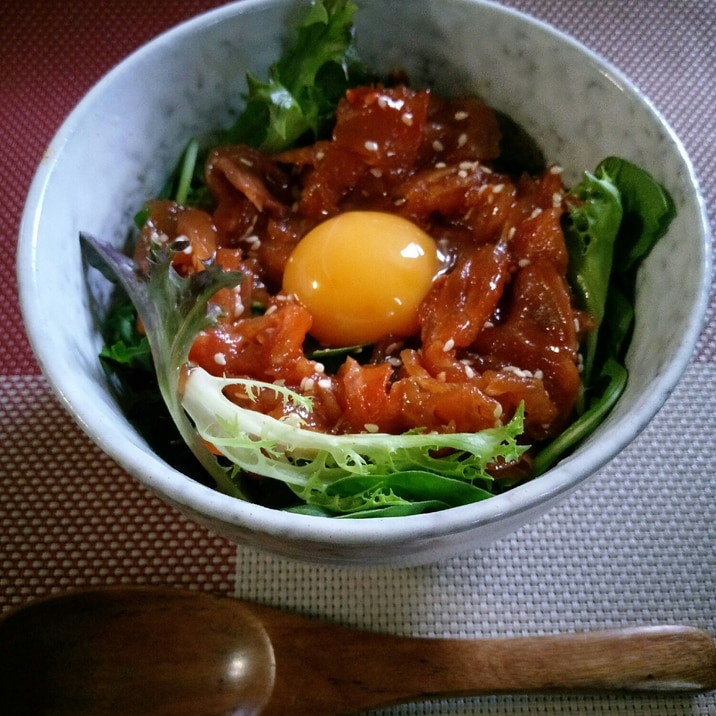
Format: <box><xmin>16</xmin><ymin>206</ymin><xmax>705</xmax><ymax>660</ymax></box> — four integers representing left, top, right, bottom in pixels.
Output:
<box><xmin>2</xmin><ymin>1</ymin><xmax>713</xmax><ymax>713</ymax></box>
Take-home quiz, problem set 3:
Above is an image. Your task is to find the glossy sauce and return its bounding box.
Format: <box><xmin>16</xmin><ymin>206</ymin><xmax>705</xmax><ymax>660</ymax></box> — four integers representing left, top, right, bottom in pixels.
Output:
<box><xmin>135</xmin><ymin>85</ymin><xmax>594</xmax><ymax>477</ymax></box>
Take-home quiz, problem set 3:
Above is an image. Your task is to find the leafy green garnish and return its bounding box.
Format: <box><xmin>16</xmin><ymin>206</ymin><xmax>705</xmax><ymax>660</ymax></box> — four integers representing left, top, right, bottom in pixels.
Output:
<box><xmin>532</xmin><ymin>357</ymin><xmax>627</xmax><ymax>475</ymax></box>
<box><xmin>181</xmin><ymin>367</ymin><xmax>527</xmax><ymax>515</ymax></box>
<box><xmin>562</xmin><ymin>167</ymin><xmax>623</xmax><ymax>388</ymax></box>
<box><xmin>99</xmin><ymin>299</ymin><xmax>152</xmax><ymax>374</ymax></box>
<box><xmin>223</xmin><ymin>0</ymin><xmax>372</xmax><ymax>153</ymax></box>
<box><xmin>81</xmin><ymin>233</ymin><xmax>245</xmax><ymax>497</ymax></box>
<box><xmin>534</xmin><ymin>157</ymin><xmax>675</xmax><ymax>473</ymax></box>
<box><xmin>171</xmin><ymin>138</ymin><xmax>200</xmax><ymax>207</ymax></box>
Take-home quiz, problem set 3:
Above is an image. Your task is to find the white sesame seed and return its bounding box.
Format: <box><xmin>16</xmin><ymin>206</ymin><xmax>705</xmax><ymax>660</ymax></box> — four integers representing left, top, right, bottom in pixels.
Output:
<box><xmin>393</xmin><ymin>197</ymin><xmax>407</xmax><ymax>206</ymax></box>
<box><xmin>550</xmin><ymin>164</ymin><xmax>564</xmax><ymax>174</ymax></box>
<box><xmin>213</xmin><ymin>352</ymin><xmax>227</xmax><ymax>366</ymax></box>
<box><xmin>442</xmin><ymin>338</ymin><xmax>455</xmax><ymax>352</ymax></box>
<box><xmin>432</xmin><ymin>140</ymin><xmax>444</xmax><ymax>152</ymax></box>
<box><xmin>464</xmin><ymin>364</ymin><xmax>475</xmax><ymax>379</ymax></box>
<box><xmin>364</xmin><ymin>423</ymin><xmax>379</xmax><ymax>433</ymax></box>
<box><xmin>435</xmin><ymin>161</ymin><xmax>447</xmax><ymax>169</ymax></box>
<box><xmin>387</xmin><ymin>356</ymin><xmax>402</xmax><ymax>367</ymax></box>
<box><xmin>300</xmin><ymin>377</ymin><xmax>315</xmax><ymax>392</ymax></box>
<box><xmin>504</xmin><ymin>365</ymin><xmax>533</xmax><ymax>379</ymax></box>
<box><xmin>507</xmin><ymin>226</ymin><xmax>516</xmax><ymax>240</ymax></box>
<box><xmin>457</xmin><ymin>133</ymin><xmax>468</xmax><ymax>147</ymax></box>
<box><xmin>315</xmin><ymin>150</ymin><xmax>325</xmax><ymax>161</ymax></box>
<box><xmin>239</xmin><ymin>157</ymin><xmax>254</xmax><ymax>167</ymax></box>
<box><xmin>529</xmin><ymin>207</ymin><xmax>543</xmax><ymax>219</ymax></box>
<box><xmin>264</xmin><ymin>304</ymin><xmax>277</xmax><ymax>316</ymax></box>
<box><xmin>483</xmin><ymin>320</ymin><xmax>494</xmax><ymax>329</ymax></box>
<box><xmin>369</xmin><ymin>168</ymin><xmax>383</xmax><ymax>178</ymax></box>
<box><xmin>401</xmin><ymin>113</ymin><xmax>414</xmax><ymax>126</ymax></box>
<box><xmin>364</xmin><ymin>140</ymin><xmax>379</xmax><ymax>152</ymax></box>
<box><xmin>492</xmin><ymin>183</ymin><xmax>505</xmax><ymax>194</ymax></box>
<box><xmin>314</xmin><ymin>362</ymin><xmax>325</xmax><ymax>374</ymax></box>
<box><xmin>377</xmin><ymin>96</ymin><xmax>388</xmax><ymax>109</ymax></box>
<box><xmin>234</xmin><ymin>293</ymin><xmax>245</xmax><ymax>316</ymax></box>
<box><xmin>458</xmin><ymin>169</ymin><xmax>468</xmax><ymax>178</ymax></box>
<box><xmin>273</xmin><ymin>379</ymin><xmax>286</xmax><ymax>387</ymax></box>
<box><xmin>534</xmin><ymin>369</ymin><xmax>544</xmax><ymax>380</ymax></box>
<box><xmin>552</xmin><ymin>192</ymin><xmax>563</xmax><ymax>207</ymax></box>
<box><xmin>518</xmin><ymin>258</ymin><xmax>531</xmax><ymax>267</ymax></box>
<box><xmin>454</xmin><ymin>110</ymin><xmax>469</xmax><ymax>120</ymax></box>
<box><xmin>493</xmin><ymin>403</ymin><xmax>503</xmax><ymax>419</ymax></box>
<box><xmin>437</xmin><ymin>371</ymin><xmax>447</xmax><ymax>382</ymax></box>
<box><xmin>317</xmin><ymin>378</ymin><xmax>332</xmax><ymax>390</ymax></box>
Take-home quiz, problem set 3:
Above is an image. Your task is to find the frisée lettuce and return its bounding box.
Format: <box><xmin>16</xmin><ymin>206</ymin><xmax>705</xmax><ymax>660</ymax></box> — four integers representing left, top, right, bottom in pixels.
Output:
<box><xmin>182</xmin><ymin>368</ymin><xmax>526</xmax><ymax>517</ymax></box>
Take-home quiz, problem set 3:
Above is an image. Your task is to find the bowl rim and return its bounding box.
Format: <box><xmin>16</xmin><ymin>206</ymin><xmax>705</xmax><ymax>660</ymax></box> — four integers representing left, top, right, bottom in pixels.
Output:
<box><xmin>17</xmin><ymin>0</ymin><xmax>712</xmax><ymax>551</ymax></box>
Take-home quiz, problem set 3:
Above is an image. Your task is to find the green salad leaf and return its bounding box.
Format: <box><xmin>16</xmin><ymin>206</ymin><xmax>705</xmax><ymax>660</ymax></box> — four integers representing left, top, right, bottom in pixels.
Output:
<box><xmin>99</xmin><ymin>299</ymin><xmax>152</xmax><ymax>374</ymax></box>
<box><xmin>533</xmin><ymin>157</ymin><xmax>675</xmax><ymax>474</ymax></box>
<box><xmin>181</xmin><ymin>367</ymin><xmax>526</xmax><ymax>515</ymax></box>
<box><xmin>562</xmin><ymin>168</ymin><xmax>623</xmax><ymax>388</ymax></box>
<box><xmin>223</xmin><ymin>0</ymin><xmax>372</xmax><ymax>153</ymax></box>
<box><xmin>81</xmin><ymin>233</ymin><xmax>244</xmax><ymax>498</ymax></box>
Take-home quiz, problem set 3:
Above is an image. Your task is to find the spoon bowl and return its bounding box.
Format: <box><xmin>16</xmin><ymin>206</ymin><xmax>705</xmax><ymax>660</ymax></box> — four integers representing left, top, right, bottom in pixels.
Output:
<box><xmin>1</xmin><ymin>587</ymin><xmax>714</xmax><ymax>715</ymax></box>
<box><xmin>0</xmin><ymin>588</ymin><xmax>274</xmax><ymax>715</ymax></box>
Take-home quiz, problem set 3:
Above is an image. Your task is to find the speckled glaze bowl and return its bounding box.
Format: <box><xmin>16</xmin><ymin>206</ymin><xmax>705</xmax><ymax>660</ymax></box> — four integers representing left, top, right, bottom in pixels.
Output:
<box><xmin>18</xmin><ymin>0</ymin><xmax>710</xmax><ymax>566</ymax></box>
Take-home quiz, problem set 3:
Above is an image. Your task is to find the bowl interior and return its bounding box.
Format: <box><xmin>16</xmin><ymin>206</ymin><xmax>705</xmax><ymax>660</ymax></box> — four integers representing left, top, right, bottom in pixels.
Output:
<box><xmin>17</xmin><ymin>0</ymin><xmax>710</xmax><ymax>565</ymax></box>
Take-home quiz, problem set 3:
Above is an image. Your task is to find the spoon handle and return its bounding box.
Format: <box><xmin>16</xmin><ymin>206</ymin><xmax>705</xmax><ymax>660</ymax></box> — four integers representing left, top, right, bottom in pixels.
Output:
<box><xmin>257</xmin><ymin>613</ymin><xmax>716</xmax><ymax>714</ymax></box>
<box><xmin>420</xmin><ymin>625</ymin><xmax>716</xmax><ymax>693</ymax></box>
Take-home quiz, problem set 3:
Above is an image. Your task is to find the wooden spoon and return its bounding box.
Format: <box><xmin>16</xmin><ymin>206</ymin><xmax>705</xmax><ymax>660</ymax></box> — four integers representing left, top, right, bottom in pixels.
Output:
<box><xmin>0</xmin><ymin>587</ymin><xmax>713</xmax><ymax>715</ymax></box>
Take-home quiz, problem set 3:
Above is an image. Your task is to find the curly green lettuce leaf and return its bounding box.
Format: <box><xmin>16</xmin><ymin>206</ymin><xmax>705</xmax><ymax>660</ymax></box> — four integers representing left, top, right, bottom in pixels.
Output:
<box><xmin>181</xmin><ymin>367</ymin><xmax>528</xmax><ymax>516</ymax></box>
<box><xmin>292</xmin><ymin>471</ymin><xmax>497</xmax><ymax>518</ymax></box>
<box><xmin>223</xmin><ymin>0</ymin><xmax>372</xmax><ymax>153</ymax></box>
<box><xmin>81</xmin><ymin>232</ymin><xmax>244</xmax><ymax>497</ymax></box>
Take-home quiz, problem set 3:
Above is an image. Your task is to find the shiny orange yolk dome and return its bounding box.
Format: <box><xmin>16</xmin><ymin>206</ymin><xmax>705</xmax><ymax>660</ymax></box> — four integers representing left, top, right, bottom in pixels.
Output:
<box><xmin>282</xmin><ymin>211</ymin><xmax>441</xmax><ymax>347</ymax></box>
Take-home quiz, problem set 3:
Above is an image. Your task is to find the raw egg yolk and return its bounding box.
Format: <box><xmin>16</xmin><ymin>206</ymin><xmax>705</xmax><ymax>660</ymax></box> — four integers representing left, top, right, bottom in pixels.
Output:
<box><xmin>283</xmin><ymin>211</ymin><xmax>440</xmax><ymax>347</ymax></box>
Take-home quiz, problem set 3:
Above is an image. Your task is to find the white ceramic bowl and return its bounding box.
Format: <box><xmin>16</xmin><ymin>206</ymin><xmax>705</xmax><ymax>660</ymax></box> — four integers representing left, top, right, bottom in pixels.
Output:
<box><xmin>18</xmin><ymin>0</ymin><xmax>710</xmax><ymax>566</ymax></box>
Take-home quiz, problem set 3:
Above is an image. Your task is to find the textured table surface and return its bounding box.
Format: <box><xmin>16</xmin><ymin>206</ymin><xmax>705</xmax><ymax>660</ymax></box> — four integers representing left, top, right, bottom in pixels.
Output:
<box><xmin>2</xmin><ymin>1</ymin><xmax>714</xmax><ymax>714</ymax></box>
